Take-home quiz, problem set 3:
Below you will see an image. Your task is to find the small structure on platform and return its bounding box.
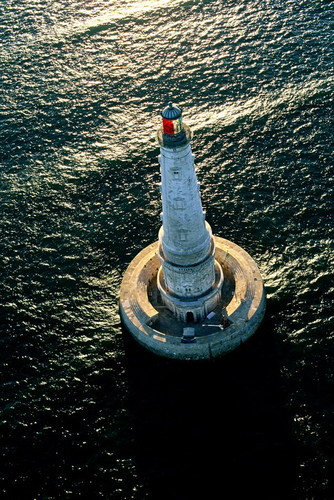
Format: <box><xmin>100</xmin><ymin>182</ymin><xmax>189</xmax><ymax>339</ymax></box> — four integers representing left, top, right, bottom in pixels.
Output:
<box><xmin>119</xmin><ymin>102</ymin><xmax>266</xmax><ymax>360</ymax></box>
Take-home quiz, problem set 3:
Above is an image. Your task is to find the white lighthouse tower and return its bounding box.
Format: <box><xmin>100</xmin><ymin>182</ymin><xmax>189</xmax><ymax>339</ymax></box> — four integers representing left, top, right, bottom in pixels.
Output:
<box><xmin>157</xmin><ymin>103</ymin><xmax>223</xmax><ymax>322</ymax></box>
<box><xmin>119</xmin><ymin>102</ymin><xmax>266</xmax><ymax>360</ymax></box>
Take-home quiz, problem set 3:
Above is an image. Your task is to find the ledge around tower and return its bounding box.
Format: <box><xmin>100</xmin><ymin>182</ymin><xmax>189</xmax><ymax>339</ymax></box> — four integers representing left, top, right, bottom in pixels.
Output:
<box><xmin>119</xmin><ymin>236</ymin><xmax>266</xmax><ymax>360</ymax></box>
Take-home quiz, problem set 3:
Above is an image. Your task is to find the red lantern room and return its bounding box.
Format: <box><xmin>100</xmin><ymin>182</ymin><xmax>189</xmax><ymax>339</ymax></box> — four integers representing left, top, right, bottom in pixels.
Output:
<box><xmin>158</xmin><ymin>101</ymin><xmax>191</xmax><ymax>148</ymax></box>
<box><xmin>162</xmin><ymin>102</ymin><xmax>183</xmax><ymax>135</ymax></box>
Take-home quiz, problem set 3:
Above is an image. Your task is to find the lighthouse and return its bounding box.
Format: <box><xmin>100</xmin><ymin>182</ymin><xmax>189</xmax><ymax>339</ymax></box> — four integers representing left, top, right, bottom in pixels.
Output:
<box><xmin>119</xmin><ymin>102</ymin><xmax>266</xmax><ymax>360</ymax></box>
<box><xmin>157</xmin><ymin>102</ymin><xmax>223</xmax><ymax>323</ymax></box>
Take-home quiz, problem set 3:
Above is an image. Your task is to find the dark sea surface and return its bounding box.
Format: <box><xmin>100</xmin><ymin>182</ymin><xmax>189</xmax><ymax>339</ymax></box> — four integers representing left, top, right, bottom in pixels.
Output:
<box><xmin>0</xmin><ymin>0</ymin><xmax>333</xmax><ymax>498</ymax></box>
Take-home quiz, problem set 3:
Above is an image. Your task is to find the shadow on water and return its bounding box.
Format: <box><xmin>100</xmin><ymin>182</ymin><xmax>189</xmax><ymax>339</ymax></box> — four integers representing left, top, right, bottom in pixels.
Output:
<box><xmin>123</xmin><ymin>309</ymin><xmax>300</xmax><ymax>500</ymax></box>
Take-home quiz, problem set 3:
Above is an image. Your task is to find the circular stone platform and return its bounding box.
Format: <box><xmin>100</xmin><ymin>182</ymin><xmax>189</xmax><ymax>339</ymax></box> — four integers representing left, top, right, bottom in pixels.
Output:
<box><xmin>119</xmin><ymin>236</ymin><xmax>266</xmax><ymax>360</ymax></box>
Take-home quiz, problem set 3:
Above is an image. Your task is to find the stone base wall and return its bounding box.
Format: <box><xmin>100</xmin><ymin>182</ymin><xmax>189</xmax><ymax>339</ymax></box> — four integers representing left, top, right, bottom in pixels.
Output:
<box><xmin>119</xmin><ymin>237</ymin><xmax>266</xmax><ymax>360</ymax></box>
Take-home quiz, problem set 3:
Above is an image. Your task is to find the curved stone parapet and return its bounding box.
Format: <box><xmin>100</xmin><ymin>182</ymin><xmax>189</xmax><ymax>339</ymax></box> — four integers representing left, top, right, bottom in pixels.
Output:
<box><xmin>119</xmin><ymin>237</ymin><xmax>266</xmax><ymax>360</ymax></box>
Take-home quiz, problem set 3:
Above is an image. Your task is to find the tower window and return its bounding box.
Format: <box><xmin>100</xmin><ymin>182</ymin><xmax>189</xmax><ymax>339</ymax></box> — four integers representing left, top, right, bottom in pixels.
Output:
<box><xmin>180</xmin><ymin>231</ymin><xmax>187</xmax><ymax>241</ymax></box>
<box><xmin>172</xmin><ymin>170</ymin><xmax>180</xmax><ymax>179</ymax></box>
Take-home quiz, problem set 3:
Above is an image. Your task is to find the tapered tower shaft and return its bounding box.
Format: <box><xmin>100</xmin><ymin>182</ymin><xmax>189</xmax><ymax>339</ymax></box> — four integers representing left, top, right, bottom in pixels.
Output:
<box><xmin>158</xmin><ymin>143</ymin><xmax>211</xmax><ymax>265</ymax></box>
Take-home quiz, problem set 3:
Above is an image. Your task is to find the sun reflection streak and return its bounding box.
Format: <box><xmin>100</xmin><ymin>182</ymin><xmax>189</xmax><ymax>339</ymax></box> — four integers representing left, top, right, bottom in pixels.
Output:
<box><xmin>71</xmin><ymin>0</ymin><xmax>186</xmax><ymax>32</ymax></box>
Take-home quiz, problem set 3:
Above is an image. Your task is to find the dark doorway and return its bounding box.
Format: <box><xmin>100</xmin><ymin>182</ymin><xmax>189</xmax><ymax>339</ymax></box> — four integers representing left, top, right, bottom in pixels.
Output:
<box><xmin>186</xmin><ymin>312</ymin><xmax>194</xmax><ymax>323</ymax></box>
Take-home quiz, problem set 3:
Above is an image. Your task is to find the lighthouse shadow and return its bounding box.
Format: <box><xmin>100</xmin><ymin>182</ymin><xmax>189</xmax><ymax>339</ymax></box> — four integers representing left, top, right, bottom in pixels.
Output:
<box><xmin>124</xmin><ymin>315</ymin><xmax>299</xmax><ymax>500</ymax></box>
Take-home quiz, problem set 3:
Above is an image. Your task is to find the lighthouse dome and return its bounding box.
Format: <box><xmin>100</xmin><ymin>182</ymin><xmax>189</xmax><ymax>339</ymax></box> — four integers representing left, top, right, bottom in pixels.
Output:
<box><xmin>162</xmin><ymin>102</ymin><xmax>182</xmax><ymax>120</ymax></box>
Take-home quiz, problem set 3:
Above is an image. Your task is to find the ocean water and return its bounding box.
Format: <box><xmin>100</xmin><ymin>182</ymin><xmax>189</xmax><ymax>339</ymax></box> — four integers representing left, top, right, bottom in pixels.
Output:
<box><xmin>0</xmin><ymin>0</ymin><xmax>333</xmax><ymax>498</ymax></box>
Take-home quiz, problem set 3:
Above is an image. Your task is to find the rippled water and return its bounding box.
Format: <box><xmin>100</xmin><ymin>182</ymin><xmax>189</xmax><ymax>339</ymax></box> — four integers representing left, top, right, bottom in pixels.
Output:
<box><xmin>1</xmin><ymin>0</ymin><xmax>333</xmax><ymax>498</ymax></box>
